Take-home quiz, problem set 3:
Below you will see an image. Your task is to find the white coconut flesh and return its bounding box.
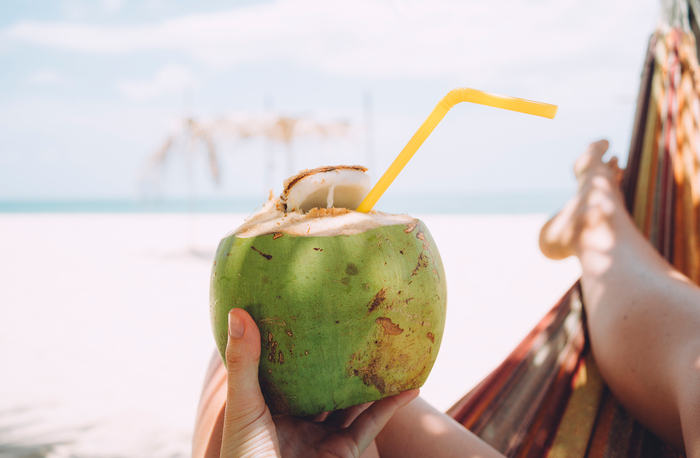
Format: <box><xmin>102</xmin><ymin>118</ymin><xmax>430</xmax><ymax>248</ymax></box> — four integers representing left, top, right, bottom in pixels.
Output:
<box><xmin>232</xmin><ymin>165</ymin><xmax>416</xmax><ymax>238</ymax></box>
<box><xmin>285</xmin><ymin>167</ymin><xmax>371</xmax><ymax>213</ymax></box>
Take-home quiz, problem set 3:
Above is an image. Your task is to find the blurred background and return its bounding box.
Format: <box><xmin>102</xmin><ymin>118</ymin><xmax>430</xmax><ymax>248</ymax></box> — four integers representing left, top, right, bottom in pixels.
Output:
<box><xmin>1</xmin><ymin>0</ymin><xmax>659</xmax><ymax>210</ymax></box>
<box><xmin>0</xmin><ymin>1</ymin><xmax>659</xmax><ymax>457</ymax></box>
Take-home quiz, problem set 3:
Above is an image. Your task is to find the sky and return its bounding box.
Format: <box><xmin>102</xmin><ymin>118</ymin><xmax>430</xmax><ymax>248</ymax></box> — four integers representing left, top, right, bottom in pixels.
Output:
<box><xmin>0</xmin><ymin>0</ymin><xmax>660</xmax><ymax>201</ymax></box>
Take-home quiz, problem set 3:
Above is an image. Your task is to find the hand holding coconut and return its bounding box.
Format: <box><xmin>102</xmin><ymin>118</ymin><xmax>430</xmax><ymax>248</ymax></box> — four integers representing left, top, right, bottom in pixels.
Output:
<box><xmin>220</xmin><ymin>307</ymin><xmax>419</xmax><ymax>458</ymax></box>
<box><xmin>207</xmin><ymin>166</ymin><xmax>442</xmax><ymax>457</ymax></box>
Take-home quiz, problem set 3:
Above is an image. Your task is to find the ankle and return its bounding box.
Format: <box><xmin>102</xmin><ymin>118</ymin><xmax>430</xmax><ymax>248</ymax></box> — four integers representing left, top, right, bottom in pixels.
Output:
<box><xmin>572</xmin><ymin>206</ymin><xmax>617</xmax><ymax>256</ymax></box>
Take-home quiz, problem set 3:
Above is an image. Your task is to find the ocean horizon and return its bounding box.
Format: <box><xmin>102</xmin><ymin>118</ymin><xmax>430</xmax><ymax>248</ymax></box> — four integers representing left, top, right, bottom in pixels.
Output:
<box><xmin>0</xmin><ymin>191</ymin><xmax>572</xmax><ymax>215</ymax></box>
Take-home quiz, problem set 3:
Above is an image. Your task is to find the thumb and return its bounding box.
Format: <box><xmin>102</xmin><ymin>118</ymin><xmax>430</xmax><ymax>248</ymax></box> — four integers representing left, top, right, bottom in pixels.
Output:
<box><xmin>223</xmin><ymin>308</ymin><xmax>267</xmax><ymax>423</ymax></box>
<box><xmin>221</xmin><ymin>309</ymin><xmax>281</xmax><ymax>458</ymax></box>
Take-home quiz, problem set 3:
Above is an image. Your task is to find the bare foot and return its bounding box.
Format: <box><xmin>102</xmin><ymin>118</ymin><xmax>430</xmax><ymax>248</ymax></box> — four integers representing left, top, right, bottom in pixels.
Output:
<box><xmin>539</xmin><ymin>140</ymin><xmax>624</xmax><ymax>260</ymax></box>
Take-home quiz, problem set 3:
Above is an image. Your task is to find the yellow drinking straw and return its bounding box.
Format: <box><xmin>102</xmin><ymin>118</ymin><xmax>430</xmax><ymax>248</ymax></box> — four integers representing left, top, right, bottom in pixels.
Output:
<box><xmin>355</xmin><ymin>88</ymin><xmax>557</xmax><ymax>213</ymax></box>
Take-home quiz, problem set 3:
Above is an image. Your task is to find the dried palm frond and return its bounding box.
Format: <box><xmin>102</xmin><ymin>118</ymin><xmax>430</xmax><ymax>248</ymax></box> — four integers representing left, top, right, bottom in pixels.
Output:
<box><xmin>143</xmin><ymin>113</ymin><xmax>355</xmax><ymax>191</ymax></box>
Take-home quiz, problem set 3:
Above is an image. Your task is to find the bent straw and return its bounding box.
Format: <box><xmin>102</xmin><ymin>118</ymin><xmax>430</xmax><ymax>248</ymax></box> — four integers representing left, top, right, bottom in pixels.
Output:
<box><xmin>355</xmin><ymin>88</ymin><xmax>557</xmax><ymax>213</ymax></box>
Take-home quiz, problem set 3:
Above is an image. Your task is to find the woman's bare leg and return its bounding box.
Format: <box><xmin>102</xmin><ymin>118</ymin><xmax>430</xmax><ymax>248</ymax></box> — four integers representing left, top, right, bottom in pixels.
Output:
<box><xmin>540</xmin><ymin>140</ymin><xmax>700</xmax><ymax>455</ymax></box>
<box><xmin>375</xmin><ymin>397</ymin><xmax>503</xmax><ymax>457</ymax></box>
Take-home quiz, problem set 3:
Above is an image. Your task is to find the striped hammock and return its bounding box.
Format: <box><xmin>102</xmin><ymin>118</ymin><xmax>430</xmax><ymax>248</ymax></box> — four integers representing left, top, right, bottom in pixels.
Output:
<box><xmin>447</xmin><ymin>28</ymin><xmax>700</xmax><ymax>457</ymax></box>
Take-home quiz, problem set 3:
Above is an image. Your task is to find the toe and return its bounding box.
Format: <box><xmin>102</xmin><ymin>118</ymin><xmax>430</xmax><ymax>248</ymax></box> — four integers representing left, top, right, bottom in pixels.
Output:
<box><xmin>593</xmin><ymin>139</ymin><xmax>610</xmax><ymax>152</ymax></box>
<box><xmin>587</xmin><ymin>140</ymin><xmax>610</xmax><ymax>161</ymax></box>
<box><xmin>606</xmin><ymin>156</ymin><xmax>624</xmax><ymax>185</ymax></box>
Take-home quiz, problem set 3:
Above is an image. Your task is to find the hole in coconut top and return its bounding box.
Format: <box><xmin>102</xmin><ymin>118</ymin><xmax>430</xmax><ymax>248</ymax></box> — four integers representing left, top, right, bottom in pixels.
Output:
<box><xmin>284</xmin><ymin>166</ymin><xmax>370</xmax><ymax>213</ymax></box>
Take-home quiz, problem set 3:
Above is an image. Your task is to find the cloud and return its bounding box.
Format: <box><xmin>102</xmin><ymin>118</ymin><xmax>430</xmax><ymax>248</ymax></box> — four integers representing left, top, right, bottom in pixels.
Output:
<box><xmin>61</xmin><ymin>0</ymin><xmax>89</xmax><ymax>21</ymax></box>
<box><xmin>102</xmin><ymin>0</ymin><xmax>126</xmax><ymax>14</ymax></box>
<box><xmin>117</xmin><ymin>65</ymin><xmax>195</xmax><ymax>99</ymax></box>
<box><xmin>28</xmin><ymin>69</ymin><xmax>62</xmax><ymax>85</ymax></box>
<box><xmin>1</xmin><ymin>0</ymin><xmax>659</xmax><ymax>82</ymax></box>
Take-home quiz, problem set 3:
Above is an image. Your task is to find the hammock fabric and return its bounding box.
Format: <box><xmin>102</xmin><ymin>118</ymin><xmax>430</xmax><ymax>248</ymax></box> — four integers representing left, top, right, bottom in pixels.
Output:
<box><xmin>447</xmin><ymin>28</ymin><xmax>700</xmax><ymax>457</ymax></box>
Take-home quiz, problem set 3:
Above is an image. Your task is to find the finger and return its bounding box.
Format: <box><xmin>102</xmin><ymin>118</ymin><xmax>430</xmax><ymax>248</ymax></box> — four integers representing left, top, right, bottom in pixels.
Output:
<box><xmin>346</xmin><ymin>390</ymin><xmax>420</xmax><ymax>453</ymax></box>
<box><xmin>223</xmin><ymin>308</ymin><xmax>267</xmax><ymax>423</ymax></box>
<box><xmin>324</xmin><ymin>402</ymin><xmax>374</xmax><ymax>429</ymax></box>
<box><xmin>305</xmin><ymin>411</ymin><xmax>331</xmax><ymax>423</ymax></box>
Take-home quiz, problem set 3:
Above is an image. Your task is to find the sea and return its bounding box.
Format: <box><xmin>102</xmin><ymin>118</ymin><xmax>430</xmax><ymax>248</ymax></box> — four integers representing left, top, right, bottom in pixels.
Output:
<box><xmin>0</xmin><ymin>191</ymin><xmax>572</xmax><ymax>215</ymax></box>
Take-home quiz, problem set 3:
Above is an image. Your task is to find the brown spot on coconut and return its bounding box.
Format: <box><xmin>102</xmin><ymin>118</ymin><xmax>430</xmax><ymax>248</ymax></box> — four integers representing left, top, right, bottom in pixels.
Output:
<box><xmin>376</xmin><ymin>317</ymin><xmax>404</xmax><ymax>335</ymax></box>
<box><xmin>251</xmin><ymin>246</ymin><xmax>273</xmax><ymax>260</ymax></box>
<box><xmin>259</xmin><ymin>378</ymin><xmax>291</xmax><ymax>417</ymax></box>
<box><xmin>367</xmin><ymin>288</ymin><xmax>387</xmax><ymax>314</ymax></box>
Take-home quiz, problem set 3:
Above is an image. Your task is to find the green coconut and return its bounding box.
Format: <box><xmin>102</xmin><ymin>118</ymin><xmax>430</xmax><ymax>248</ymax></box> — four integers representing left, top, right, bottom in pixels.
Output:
<box><xmin>209</xmin><ymin>165</ymin><xmax>447</xmax><ymax>416</ymax></box>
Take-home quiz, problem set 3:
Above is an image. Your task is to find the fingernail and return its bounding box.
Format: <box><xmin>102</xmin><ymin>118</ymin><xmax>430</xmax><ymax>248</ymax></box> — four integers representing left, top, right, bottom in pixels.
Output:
<box><xmin>228</xmin><ymin>310</ymin><xmax>245</xmax><ymax>339</ymax></box>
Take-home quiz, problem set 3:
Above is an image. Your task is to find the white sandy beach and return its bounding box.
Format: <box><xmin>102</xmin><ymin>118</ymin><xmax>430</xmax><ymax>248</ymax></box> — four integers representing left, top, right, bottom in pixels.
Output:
<box><xmin>0</xmin><ymin>213</ymin><xmax>580</xmax><ymax>457</ymax></box>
